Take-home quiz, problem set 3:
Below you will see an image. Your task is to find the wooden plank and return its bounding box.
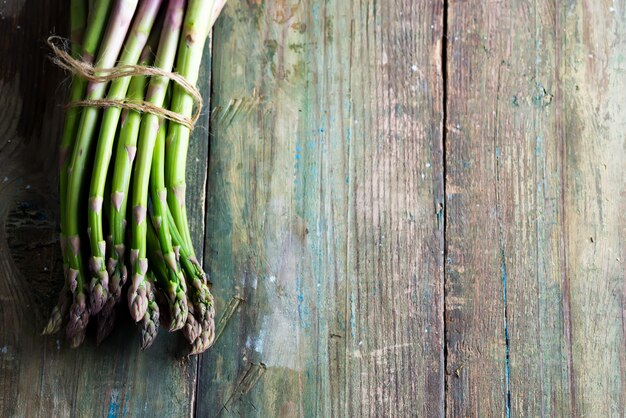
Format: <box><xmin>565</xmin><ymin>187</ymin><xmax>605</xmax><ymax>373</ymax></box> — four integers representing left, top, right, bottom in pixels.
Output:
<box><xmin>197</xmin><ymin>0</ymin><xmax>444</xmax><ymax>416</ymax></box>
<box><xmin>560</xmin><ymin>2</ymin><xmax>625</xmax><ymax>415</ymax></box>
<box><xmin>445</xmin><ymin>0</ymin><xmax>625</xmax><ymax>416</ymax></box>
<box><xmin>445</xmin><ymin>1</ymin><xmax>565</xmax><ymax>415</ymax></box>
<box><xmin>0</xmin><ymin>3</ymin><xmax>213</xmax><ymax>416</ymax></box>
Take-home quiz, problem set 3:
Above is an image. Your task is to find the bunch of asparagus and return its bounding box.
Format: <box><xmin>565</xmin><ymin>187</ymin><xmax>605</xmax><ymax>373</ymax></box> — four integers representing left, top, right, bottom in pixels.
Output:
<box><xmin>43</xmin><ymin>0</ymin><xmax>226</xmax><ymax>353</ymax></box>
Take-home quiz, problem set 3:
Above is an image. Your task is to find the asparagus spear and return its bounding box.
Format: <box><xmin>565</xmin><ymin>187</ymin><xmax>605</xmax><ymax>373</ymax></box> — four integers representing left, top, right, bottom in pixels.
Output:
<box><xmin>149</xmin><ymin>114</ymin><xmax>189</xmax><ymax>331</ymax></box>
<box><xmin>165</xmin><ymin>0</ymin><xmax>218</xmax><ymax>256</ymax></box>
<box><xmin>106</xmin><ymin>52</ymin><xmax>155</xmax><ymax>305</ymax></box>
<box><xmin>87</xmin><ymin>0</ymin><xmax>164</xmax><ymax>316</ymax></box>
<box><xmin>145</xmin><ymin>211</ymin><xmax>177</xmax><ymax>341</ymax></box>
<box><xmin>59</xmin><ymin>0</ymin><xmax>110</xmax><ymax>222</ymax></box>
<box><xmin>166</xmin><ymin>206</ymin><xmax>215</xmax><ymax>352</ymax></box>
<box><xmin>42</xmin><ymin>283</ymin><xmax>72</xmax><ymax>336</ymax></box>
<box><xmin>98</xmin><ymin>36</ymin><xmax>160</xmax><ymax>345</ymax></box>
<box><xmin>69</xmin><ymin>0</ymin><xmax>87</xmax><ymax>52</ymax></box>
<box><xmin>65</xmin><ymin>0</ymin><xmax>139</xmax><ymax>339</ymax></box>
<box><xmin>129</xmin><ymin>0</ymin><xmax>188</xmax><ymax>325</ymax></box>
<box><xmin>44</xmin><ymin>0</ymin><xmax>108</xmax><ymax>336</ymax></box>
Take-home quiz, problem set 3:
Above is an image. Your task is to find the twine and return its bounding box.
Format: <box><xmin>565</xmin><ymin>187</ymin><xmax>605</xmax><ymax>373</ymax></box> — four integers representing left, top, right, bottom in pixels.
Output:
<box><xmin>48</xmin><ymin>36</ymin><xmax>202</xmax><ymax>130</ymax></box>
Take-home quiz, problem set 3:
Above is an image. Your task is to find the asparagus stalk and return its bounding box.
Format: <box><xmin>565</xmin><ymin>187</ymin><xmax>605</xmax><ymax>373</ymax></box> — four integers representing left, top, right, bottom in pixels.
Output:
<box><xmin>86</xmin><ymin>0</ymin><xmax>164</xmax><ymax>316</ymax></box>
<box><xmin>59</xmin><ymin>0</ymin><xmax>110</xmax><ymax>209</ymax></box>
<box><xmin>166</xmin><ymin>207</ymin><xmax>205</xmax><ymax>284</ymax></box>
<box><xmin>65</xmin><ymin>0</ymin><xmax>139</xmax><ymax>339</ymax></box>
<box><xmin>98</xmin><ymin>35</ymin><xmax>160</xmax><ymax>345</ymax></box>
<box><xmin>45</xmin><ymin>0</ymin><xmax>108</xmax><ymax>336</ymax></box>
<box><xmin>166</xmin><ymin>0</ymin><xmax>219</xmax><ymax>256</ymax></box>
<box><xmin>149</xmin><ymin>114</ymin><xmax>189</xmax><ymax>331</ymax></box>
<box><xmin>166</xmin><ymin>206</ymin><xmax>215</xmax><ymax>352</ymax></box>
<box><xmin>69</xmin><ymin>0</ymin><xmax>87</xmax><ymax>52</ymax></box>
<box><xmin>146</xmin><ymin>213</ymin><xmax>173</xmax><ymax>331</ymax></box>
<box><xmin>106</xmin><ymin>48</ymin><xmax>156</xmax><ymax>304</ymax></box>
<box><xmin>129</xmin><ymin>0</ymin><xmax>187</xmax><ymax>324</ymax></box>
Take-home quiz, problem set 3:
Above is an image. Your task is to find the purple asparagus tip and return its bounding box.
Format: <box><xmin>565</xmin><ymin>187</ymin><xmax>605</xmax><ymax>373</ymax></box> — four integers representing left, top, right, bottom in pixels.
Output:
<box><xmin>89</xmin><ymin>273</ymin><xmax>109</xmax><ymax>315</ymax></box>
<box><xmin>190</xmin><ymin>323</ymin><xmax>215</xmax><ymax>355</ymax></box>
<box><xmin>66</xmin><ymin>292</ymin><xmax>90</xmax><ymax>338</ymax></box>
<box><xmin>182</xmin><ymin>309</ymin><xmax>201</xmax><ymax>343</ymax></box>
<box><xmin>168</xmin><ymin>289</ymin><xmax>188</xmax><ymax>332</ymax></box>
<box><xmin>96</xmin><ymin>297</ymin><xmax>118</xmax><ymax>345</ymax></box>
<box><xmin>141</xmin><ymin>301</ymin><xmax>160</xmax><ymax>350</ymax></box>
<box><xmin>68</xmin><ymin>328</ymin><xmax>87</xmax><ymax>349</ymax></box>
<box><xmin>128</xmin><ymin>275</ymin><xmax>148</xmax><ymax>322</ymax></box>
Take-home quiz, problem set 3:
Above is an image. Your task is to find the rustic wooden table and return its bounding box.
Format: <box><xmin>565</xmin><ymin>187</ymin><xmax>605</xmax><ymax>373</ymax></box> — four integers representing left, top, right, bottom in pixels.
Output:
<box><xmin>1</xmin><ymin>0</ymin><xmax>624</xmax><ymax>417</ymax></box>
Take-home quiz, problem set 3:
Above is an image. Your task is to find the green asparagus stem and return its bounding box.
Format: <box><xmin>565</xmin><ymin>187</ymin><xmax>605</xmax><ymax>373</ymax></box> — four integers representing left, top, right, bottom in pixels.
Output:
<box><xmin>97</xmin><ymin>32</ymin><xmax>161</xmax><ymax>344</ymax></box>
<box><xmin>163</xmin><ymin>0</ymin><xmax>224</xmax><ymax>353</ymax></box>
<box><xmin>44</xmin><ymin>0</ymin><xmax>107</xmax><ymax>336</ymax></box>
<box><xmin>65</xmin><ymin>0</ymin><xmax>139</xmax><ymax>339</ymax></box>
<box><xmin>69</xmin><ymin>0</ymin><xmax>87</xmax><ymax>53</ymax></box>
<box><xmin>59</xmin><ymin>0</ymin><xmax>110</xmax><ymax>206</ymax></box>
<box><xmin>166</xmin><ymin>206</ymin><xmax>215</xmax><ymax>352</ymax></box>
<box><xmin>150</xmin><ymin>115</ymin><xmax>189</xmax><ymax>331</ymax></box>
<box><xmin>106</xmin><ymin>53</ymin><xmax>155</xmax><ymax>304</ymax></box>
<box><xmin>129</xmin><ymin>0</ymin><xmax>187</xmax><ymax>324</ymax></box>
<box><xmin>86</xmin><ymin>0</ymin><xmax>164</xmax><ymax>316</ymax></box>
<box><xmin>166</xmin><ymin>207</ymin><xmax>205</xmax><ymax>284</ymax></box>
<box><xmin>165</xmin><ymin>0</ymin><xmax>219</xmax><ymax>257</ymax></box>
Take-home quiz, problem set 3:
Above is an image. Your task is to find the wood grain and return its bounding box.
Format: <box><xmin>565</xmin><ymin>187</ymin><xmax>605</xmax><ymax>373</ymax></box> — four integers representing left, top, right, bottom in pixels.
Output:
<box><xmin>445</xmin><ymin>0</ymin><xmax>625</xmax><ymax>416</ymax></box>
<box><xmin>1</xmin><ymin>0</ymin><xmax>624</xmax><ymax>417</ymax></box>
<box><xmin>0</xmin><ymin>2</ymin><xmax>212</xmax><ymax>416</ymax></box>
<box><xmin>197</xmin><ymin>0</ymin><xmax>445</xmax><ymax>416</ymax></box>
<box><xmin>561</xmin><ymin>1</ymin><xmax>625</xmax><ymax>415</ymax></box>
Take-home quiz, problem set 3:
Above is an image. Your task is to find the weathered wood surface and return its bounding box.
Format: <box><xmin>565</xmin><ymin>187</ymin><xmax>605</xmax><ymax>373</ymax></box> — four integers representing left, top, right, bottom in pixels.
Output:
<box><xmin>198</xmin><ymin>0</ymin><xmax>444</xmax><ymax>416</ymax></box>
<box><xmin>0</xmin><ymin>0</ymin><xmax>624</xmax><ymax>417</ymax></box>
<box><xmin>446</xmin><ymin>0</ymin><xmax>625</xmax><ymax>417</ymax></box>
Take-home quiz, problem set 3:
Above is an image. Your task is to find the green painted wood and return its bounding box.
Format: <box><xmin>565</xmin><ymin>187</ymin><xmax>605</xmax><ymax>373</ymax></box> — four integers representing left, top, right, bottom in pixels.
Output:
<box><xmin>445</xmin><ymin>0</ymin><xmax>625</xmax><ymax>416</ymax></box>
<box><xmin>198</xmin><ymin>1</ymin><xmax>445</xmax><ymax>416</ymax></box>
<box><xmin>0</xmin><ymin>2</ymin><xmax>212</xmax><ymax>416</ymax></box>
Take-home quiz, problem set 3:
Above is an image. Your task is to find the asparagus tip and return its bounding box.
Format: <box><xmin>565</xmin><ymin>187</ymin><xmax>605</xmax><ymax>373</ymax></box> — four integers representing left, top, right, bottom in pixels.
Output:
<box><xmin>89</xmin><ymin>274</ymin><xmax>109</xmax><ymax>315</ymax></box>
<box><xmin>68</xmin><ymin>328</ymin><xmax>87</xmax><ymax>349</ymax></box>
<box><xmin>182</xmin><ymin>309</ymin><xmax>201</xmax><ymax>343</ymax></box>
<box><xmin>140</xmin><ymin>301</ymin><xmax>160</xmax><ymax>350</ymax></box>
<box><xmin>42</xmin><ymin>307</ymin><xmax>63</xmax><ymax>335</ymax></box>
<box><xmin>96</xmin><ymin>298</ymin><xmax>118</xmax><ymax>345</ymax></box>
<box><xmin>66</xmin><ymin>293</ymin><xmax>90</xmax><ymax>338</ymax></box>
<box><xmin>128</xmin><ymin>276</ymin><xmax>148</xmax><ymax>322</ymax></box>
<box><xmin>168</xmin><ymin>290</ymin><xmax>188</xmax><ymax>332</ymax></box>
<box><xmin>190</xmin><ymin>325</ymin><xmax>215</xmax><ymax>355</ymax></box>
<box><xmin>108</xmin><ymin>264</ymin><xmax>128</xmax><ymax>302</ymax></box>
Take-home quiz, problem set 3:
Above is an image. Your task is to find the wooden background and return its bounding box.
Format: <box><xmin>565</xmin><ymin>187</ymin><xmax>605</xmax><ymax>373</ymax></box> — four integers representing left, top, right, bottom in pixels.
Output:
<box><xmin>0</xmin><ymin>0</ymin><xmax>624</xmax><ymax>417</ymax></box>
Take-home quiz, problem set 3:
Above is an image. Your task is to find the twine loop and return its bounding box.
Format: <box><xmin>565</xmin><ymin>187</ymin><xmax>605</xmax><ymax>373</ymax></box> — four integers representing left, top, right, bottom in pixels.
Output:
<box><xmin>48</xmin><ymin>36</ymin><xmax>202</xmax><ymax>130</ymax></box>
